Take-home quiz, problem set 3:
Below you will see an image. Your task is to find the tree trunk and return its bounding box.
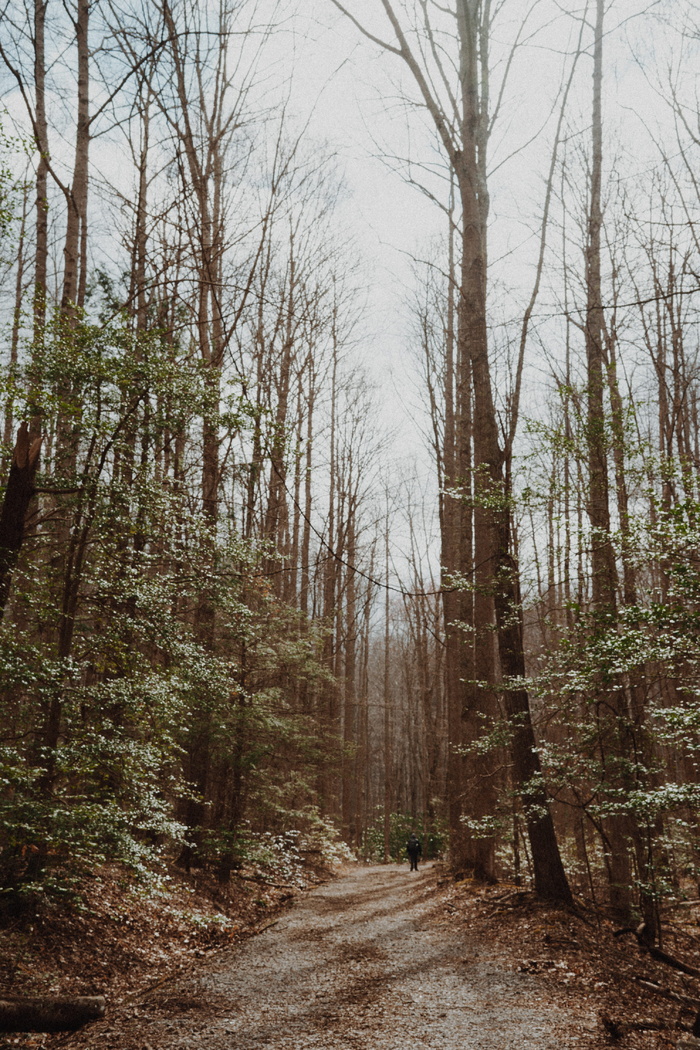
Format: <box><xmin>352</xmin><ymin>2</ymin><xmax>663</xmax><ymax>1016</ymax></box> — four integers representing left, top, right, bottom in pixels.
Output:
<box><xmin>442</xmin><ymin>189</ymin><xmax>471</xmax><ymax>871</ymax></box>
<box><xmin>342</xmin><ymin>509</ymin><xmax>357</xmax><ymax>842</ymax></box>
<box><xmin>584</xmin><ymin>0</ymin><xmax>631</xmax><ymax>923</ymax></box>
<box><xmin>33</xmin><ymin>0</ymin><xmax>49</xmax><ymax>355</ymax></box>
<box><xmin>493</xmin><ymin>539</ymin><xmax>572</xmax><ymax>904</ymax></box>
<box><xmin>0</xmin><ymin>996</ymin><xmax>105</xmax><ymax>1033</ymax></box>
<box><xmin>60</xmin><ymin>0</ymin><xmax>89</xmax><ymax>315</ymax></box>
<box><xmin>4</xmin><ymin>188</ymin><xmax>28</xmax><ymax>461</ymax></box>
<box><xmin>383</xmin><ymin>507</ymin><xmax>392</xmax><ymax>861</ymax></box>
<box><xmin>299</xmin><ymin>371</ymin><xmax>315</xmax><ymax>617</ymax></box>
<box><xmin>0</xmin><ymin>423</ymin><xmax>41</xmax><ymax>615</ymax></box>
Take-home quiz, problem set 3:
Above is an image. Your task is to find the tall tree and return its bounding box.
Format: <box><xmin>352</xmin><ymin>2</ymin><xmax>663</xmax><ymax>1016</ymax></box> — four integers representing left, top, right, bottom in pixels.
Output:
<box><xmin>332</xmin><ymin>0</ymin><xmax>571</xmax><ymax>900</ymax></box>
<box><xmin>583</xmin><ymin>0</ymin><xmax>632</xmax><ymax>923</ymax></box>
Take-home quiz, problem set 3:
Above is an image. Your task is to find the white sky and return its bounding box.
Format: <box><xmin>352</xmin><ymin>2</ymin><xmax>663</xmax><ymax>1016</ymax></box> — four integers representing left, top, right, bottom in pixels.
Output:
<box><xmin>1</xmin><ymin>0</ymin><xmax>694</xmax><ymax>583</ymax></box>
<box><xmin>269</xmin><ymin>2</ymin><xmax>682</xmax><ymax>473</ymax></box>
<box><xmin>264</xmin><ymin>0</ymin><xmax>695</xmax><ymax>583</ymax></box>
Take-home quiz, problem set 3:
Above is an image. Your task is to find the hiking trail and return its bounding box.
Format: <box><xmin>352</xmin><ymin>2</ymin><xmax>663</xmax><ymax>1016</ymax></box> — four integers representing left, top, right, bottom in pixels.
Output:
<box><xmin>66</xmin><ymin>864</ymin><xmax>598</xmax><ymax>1049</ymax></box>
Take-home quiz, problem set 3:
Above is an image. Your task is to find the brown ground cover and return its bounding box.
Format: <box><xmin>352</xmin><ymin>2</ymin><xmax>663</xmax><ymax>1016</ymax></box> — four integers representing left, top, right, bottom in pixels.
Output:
<box><xmin>0</xmin><ymin>857</ymin><xmax>330</xmax><ymax>1049</ymax></box>
<box><xmin>439</xmin><ymin>875</ymin><xmax>700</xmax><ymax>1048</ymax></box>
<box><xmin>3</xmin><ymin>863</ymin><xmax>700</xmax><ymax>1048</ymax></box>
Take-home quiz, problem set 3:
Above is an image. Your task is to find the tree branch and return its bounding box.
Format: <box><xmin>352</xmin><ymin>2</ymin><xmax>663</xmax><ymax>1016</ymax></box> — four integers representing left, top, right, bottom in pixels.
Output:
<box><xmin>327</xmin><ymin>0</ymin><xmax>402</xmax><ymax>55</ymax></box>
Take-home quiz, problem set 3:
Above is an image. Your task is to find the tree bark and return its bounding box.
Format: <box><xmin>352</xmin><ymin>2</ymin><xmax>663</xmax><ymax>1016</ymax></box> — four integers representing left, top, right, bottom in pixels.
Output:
<box><xmin>330</xmin><ymin>0</ymin><xmax>571</xmax><ymax>898</ymax></box>
<box><xmin>60</xmin><ymin>0</ymin><xmax>89</xmax><ymax>314</ymax></box>
<box><xmin>0</xmin><ymin>996</ymin><xmax>104</xmax><ymax>1033</ymax></box>
<box><xmin>33</xmin><ymin>0</ymin><xmax>48</xmax><ymax>345</ymax></box>
<box><xmin>383</xmin><ymin>505</ymin><xmax>392</xmax><ymax>861</ymax></box>
<box><xmin>493</xmin><ymin>545</ymin><xmax>572</xmax><ymax>903</ymax></box>
<box><xmin>4</xmin><ymin>189</ymin><xmax>28</xmax><ymax>461</ymax></box>
<box><xmin>0</xmin><ymin>422</ymin><xmax>41</xmax><ymax>615</ymax></box>
<box><xmin>342</xmin><ymin>508</ymin><xmax>358</xmax><ymax>841</ymax></box>
<box><xmin>585</xmin><ymin>0</ymin><xmax>616</xmax><ymax>612</ymax></box>
<box><xmin>584</xmin><ymin>0</ymin><xmax>631</xmax><ymax>923</ymax></box>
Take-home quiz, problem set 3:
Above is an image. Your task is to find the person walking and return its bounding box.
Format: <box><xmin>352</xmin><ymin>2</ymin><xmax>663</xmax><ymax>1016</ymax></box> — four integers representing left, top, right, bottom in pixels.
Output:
<box><xmin>406</xmin><ymin>832</ymin><xmax>422</xmax><ymax>871</ymax></box>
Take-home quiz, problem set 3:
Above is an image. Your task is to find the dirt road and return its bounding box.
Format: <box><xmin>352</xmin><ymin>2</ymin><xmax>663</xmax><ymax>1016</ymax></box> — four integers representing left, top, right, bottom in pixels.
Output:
<box><xmin>74</xmin><ymin>864</ymin><xmax>598</xmax><ymax>1048</ymax></box>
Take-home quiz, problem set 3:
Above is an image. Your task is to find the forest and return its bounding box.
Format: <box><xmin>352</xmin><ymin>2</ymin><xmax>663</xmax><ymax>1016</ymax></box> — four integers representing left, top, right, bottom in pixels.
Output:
<box><xmin>0</xmin><ymin>0</ymin><xmax>699</xmax><ymax>967</ymax></box>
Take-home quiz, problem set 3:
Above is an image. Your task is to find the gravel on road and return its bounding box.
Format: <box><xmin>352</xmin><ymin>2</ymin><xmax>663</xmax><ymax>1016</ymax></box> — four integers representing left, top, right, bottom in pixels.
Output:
<box><xmin>66</xmin><ymin>863</ymin><xmax>599</xmax><ymax>1049</ymax></box>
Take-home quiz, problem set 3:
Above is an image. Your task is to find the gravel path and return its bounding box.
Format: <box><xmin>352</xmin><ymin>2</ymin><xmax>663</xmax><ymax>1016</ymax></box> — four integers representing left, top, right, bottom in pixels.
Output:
<box><xmin>82</xmin><ymin>864</ymin><xmax>599</xmax><ymax>1048</ymax></box>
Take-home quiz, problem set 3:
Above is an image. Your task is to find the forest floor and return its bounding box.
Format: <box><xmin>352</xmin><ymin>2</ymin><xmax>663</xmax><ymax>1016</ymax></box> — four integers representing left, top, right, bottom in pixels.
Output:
<box><xmin>4</xmin><ymin>862</ymin><xmax>700</xmax><ymax>1049</ymax></box>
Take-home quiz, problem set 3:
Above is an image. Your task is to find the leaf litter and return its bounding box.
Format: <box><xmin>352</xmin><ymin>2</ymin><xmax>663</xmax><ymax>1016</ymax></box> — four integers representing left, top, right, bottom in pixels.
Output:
<box><xmin>8</xmin><ymin>862</ymin><xmax>700</xmax><ymax>1048</ymax></box>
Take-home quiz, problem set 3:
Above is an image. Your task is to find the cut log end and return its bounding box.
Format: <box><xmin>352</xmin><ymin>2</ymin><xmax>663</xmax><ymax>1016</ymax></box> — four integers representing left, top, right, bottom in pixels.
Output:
<box><xmin>0</xmin><ymin>995</ymin><xmax>106</xmax><ymax>1032</ymax></box>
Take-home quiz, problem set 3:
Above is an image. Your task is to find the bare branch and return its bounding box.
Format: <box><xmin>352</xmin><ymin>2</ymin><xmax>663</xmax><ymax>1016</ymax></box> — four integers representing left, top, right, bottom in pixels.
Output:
<box><xmin>327</xmin><ymin>0</ymin><xmax>402</xmax><ymax>55</ymax></box>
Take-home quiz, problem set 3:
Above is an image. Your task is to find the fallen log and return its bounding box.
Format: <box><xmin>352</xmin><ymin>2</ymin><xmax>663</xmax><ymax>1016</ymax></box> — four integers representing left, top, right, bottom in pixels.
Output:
<box><xmin>633</xmin><ymin>976</ymin><xmax>700</xmax><ymax>1009</ymax></box>
<box><xmin>648</xmin><ymin>945</ymin><xmax>700</xmax><ymax>978</ymax></box>
<box><xmin>600</xmin><ymin>1012</ymin><xmax>677</xmax><ymax>1040</ymax></box>
<box><xmin>614</xmin><ymin>925</ymin><xmax>700</xmax><ymax>978</ymax></box>
<box><xmin>0</xmin><ymin>995</ymin><xmax>106</xmax><ymax>1032</ymax></box>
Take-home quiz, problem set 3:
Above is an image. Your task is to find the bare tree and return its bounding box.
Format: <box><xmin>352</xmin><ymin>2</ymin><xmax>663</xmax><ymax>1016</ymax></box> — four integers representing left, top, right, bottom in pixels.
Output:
<box><xmin>332</xmin><ymin>0</ymin><xmax>571</xmax><ymax>900</ymax></box>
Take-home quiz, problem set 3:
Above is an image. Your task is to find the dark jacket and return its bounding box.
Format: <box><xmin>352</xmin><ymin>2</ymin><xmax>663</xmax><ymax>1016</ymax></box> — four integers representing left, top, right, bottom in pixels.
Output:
<box><xmin>406</xmin><ymin>835</ymin><xmax>422</xmax><ymax>856</ymax></box>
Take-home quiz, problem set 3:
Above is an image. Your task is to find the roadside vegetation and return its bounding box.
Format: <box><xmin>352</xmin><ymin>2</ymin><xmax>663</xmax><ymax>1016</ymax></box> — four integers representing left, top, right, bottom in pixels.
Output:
<box><xmin>3</xmin><ymin>7</ymin><xmax>700</xmax><ymax>1042</ymax></box>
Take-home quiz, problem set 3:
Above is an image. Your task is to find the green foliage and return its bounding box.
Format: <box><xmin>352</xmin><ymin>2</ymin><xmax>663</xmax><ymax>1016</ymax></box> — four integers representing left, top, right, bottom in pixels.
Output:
<box><xmin>201</xmin><ymin>815</ymin><xmax>353</xmax><ymax>883</ymax></box>
<box><xmin>0</xmin><ymin>115</ymin><xmax>28</xmax><ymax>253</ymax></box>
<box><xmin>532</xmin><ymin>500</ymin><xmax>700</xmax><ymax>900</ymax></box>
<box><xmin>362</xmin><ymin>810</ymin><xmax>446</xmax><ymax>863</ymax></box>
<box><xmin>0</xmin><ymin>743</ymin><xmax>186</xmax><ymax>904</ymax></box>
<box><xmin>0</xmin><ymin>305</ymin><xmax>336</xmax><ymax>905</ymax></box>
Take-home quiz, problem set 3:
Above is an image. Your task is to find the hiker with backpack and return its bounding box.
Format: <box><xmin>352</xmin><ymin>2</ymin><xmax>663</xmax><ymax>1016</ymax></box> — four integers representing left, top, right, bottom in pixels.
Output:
<box><xmin>406</xmin><ymin>832</ymin><xmax>422</xmax><ymax>871</ymax></box>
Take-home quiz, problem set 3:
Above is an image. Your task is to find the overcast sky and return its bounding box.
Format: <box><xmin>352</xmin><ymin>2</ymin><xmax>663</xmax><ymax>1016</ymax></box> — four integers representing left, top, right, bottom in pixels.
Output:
<box><xmin>257</xmin><ymin>3</ymin><xmax>673</xmax><ymax>463</ymax></box>
<box><xmin>1</xmin><ymin>0</ymin><xmax>691</xmax><ymax>583</ymax></box>
<box><xmin>264</xmin><ymin>0</ymin><xmax>692</xmax><ymax>583</ymax></box>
